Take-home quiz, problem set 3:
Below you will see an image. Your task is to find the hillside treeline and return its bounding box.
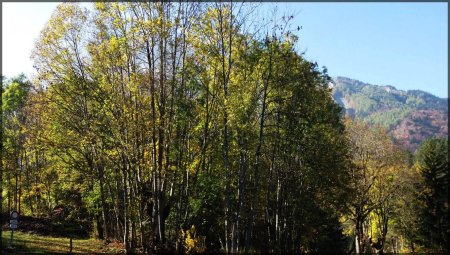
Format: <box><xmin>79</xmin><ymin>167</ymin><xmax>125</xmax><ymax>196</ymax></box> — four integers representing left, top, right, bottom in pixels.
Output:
<box><xmin>1</xmin><ymin>3</ymin><xmax>448</xmax><ymax>254</ymax></box>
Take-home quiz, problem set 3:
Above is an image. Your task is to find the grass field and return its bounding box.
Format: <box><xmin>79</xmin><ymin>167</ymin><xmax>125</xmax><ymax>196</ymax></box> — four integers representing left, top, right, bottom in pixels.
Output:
<box><xmin>1</xmin><ymin>230</ymin><xmax>122</xmax><ymax>254</ymax></box>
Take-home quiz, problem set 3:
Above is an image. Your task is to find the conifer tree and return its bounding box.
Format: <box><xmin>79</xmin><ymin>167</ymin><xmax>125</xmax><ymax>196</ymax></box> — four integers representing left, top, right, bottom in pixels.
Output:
<box><xmin>415</xmin><ymin>138</ymin><xmax>448</xmax><ymax>252</ymax></box>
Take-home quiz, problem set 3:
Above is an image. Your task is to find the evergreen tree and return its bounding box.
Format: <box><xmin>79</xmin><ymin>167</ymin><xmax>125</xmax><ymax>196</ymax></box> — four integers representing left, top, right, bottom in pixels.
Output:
<box><xmin>415</xmin><ymin>138</ymin><xmax>448</xmax><ymax>252</ymax></box>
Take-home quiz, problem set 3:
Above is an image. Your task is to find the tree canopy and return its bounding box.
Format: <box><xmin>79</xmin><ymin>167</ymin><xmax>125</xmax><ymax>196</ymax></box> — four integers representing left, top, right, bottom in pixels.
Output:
<box><xmin>1</xmin><ymin>3</ymin><xmax>447</xmax><ymax>254</ymax></box>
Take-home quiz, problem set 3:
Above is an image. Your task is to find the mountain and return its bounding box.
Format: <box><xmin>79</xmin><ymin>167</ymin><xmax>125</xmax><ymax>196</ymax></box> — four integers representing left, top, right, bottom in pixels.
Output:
<box><xmin>331</xmin><ymin>76</ymin><xmax>448</xmax><ymax>152</ymax></box>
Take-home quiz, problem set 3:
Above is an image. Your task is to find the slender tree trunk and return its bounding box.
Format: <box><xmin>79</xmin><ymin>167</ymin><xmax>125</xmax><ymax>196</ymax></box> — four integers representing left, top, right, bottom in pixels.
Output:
<box><xmin>98</xmin><ymin>164</ymin><xmax>109</xmax><ymax>241</ymax></box>
<box><xmin>26</xmin><ymin>150</ymin><xmax>33</xmax><ymax>215</ymax></box>
<box><xmin>247</xmin><ymin>41</ymin><xmax>273</xmax><ymax>251</ymax></box>
<box><xmin>355</xmin><ymin>217</ymin><xmax>362</xmax><ymax>254</ymax></box>
<box><xmin>8</xmin><ymin>172</ymin><xmax>11</xmax><ymax>212</ymax></box>
<box><xmin>14</xmin><ymin>151</ymin><xmax>19</xmax><ymax>211</ymax></box>
<box><xmin>18</xmin><ymin>153</ymin><xmax>23</xmax><ymax>214</ymax></box>
<box><xmin>122</xmin><ymin>156</ymin><xmax>130</xmax><ymax>253</ymax></box>
<box><xmin>217</xmin><ymin>3</ymin><xmax>233</xmax><ymax>252</ymax></box>
<box><xmin>145</xmin><ymin>35</ymin><xmax>159</xmax><ymax>249</ymax></box>
<box><xmin>156</xmin><ymin>5</ymin><xmax>168</xmax><ymax>245</ymax></box>
<box><xmin>235</xmin><ymin>130</ymin><xmax>246</xmax><ymax>253</ymax></box>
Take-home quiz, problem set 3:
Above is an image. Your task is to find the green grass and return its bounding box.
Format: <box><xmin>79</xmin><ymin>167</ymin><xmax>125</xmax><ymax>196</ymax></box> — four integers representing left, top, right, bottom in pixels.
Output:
<box><xmin>1</xmin><ymin>230</ymin><xmax>121</xmax><ymax>254</ymax></box>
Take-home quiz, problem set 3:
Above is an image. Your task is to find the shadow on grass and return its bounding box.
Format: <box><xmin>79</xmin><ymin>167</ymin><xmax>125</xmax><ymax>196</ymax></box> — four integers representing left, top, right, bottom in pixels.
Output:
<box><xmin>2</xmin><ymin>234</ymin><xmax>46</xmax><ymax>254</ymax></box>
<box><xmin>1</xmin><ymin>232</ymin><xmax>109</xmax><ymax>254</ymax></box>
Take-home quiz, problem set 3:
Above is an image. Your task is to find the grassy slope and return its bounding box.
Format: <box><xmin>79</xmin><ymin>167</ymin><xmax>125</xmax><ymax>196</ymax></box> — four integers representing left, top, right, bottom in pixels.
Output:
<box><xmin>1</xmin><ymin>231</ymin><xmax>121</xmax><ymax>254</ymax></box>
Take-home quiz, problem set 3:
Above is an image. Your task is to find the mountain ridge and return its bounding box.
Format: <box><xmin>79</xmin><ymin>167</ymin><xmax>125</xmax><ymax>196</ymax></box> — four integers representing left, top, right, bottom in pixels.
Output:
<box><xmin>332</xmin><ymin>76</ymin><xmax>447</xmax><ymax>99</ymax></box>
<box><xmin>330</xmin><ymin>76</ymin><xmax>448</xmax><ymax>152</ymax></box>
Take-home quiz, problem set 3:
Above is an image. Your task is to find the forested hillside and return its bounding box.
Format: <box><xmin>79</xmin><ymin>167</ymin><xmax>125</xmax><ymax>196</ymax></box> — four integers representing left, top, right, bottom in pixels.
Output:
<box><xmin>331</xmin><ymin>76</ymin><xmax>448</xmax><ymax>152</ymax></box>
<box><xmin>1</xmin><ymin>3</ymin><xmax>448</xmax><ymax>254</ymax></box>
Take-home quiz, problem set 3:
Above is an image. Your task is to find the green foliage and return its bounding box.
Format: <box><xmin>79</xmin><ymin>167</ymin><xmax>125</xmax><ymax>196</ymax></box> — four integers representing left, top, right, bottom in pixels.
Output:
<box><xmin>2</xmin><ymin>76</ymin><xmax>30</xmax><ymax>114</ymax></box>
<box><xmin>332</xmin><ymin>77</ymin><xmax>448</xmax><ymax>129</ymax></box>
<box><xmin>2</xmin><ymin>3</ymin><xmax>423</xmax><ymax>254</ymax></box>
<box><xmin>365</xmin><ymin>106</ymin><xmax>413</xmax><ymax>128</ymax></box>
<box><xmin>415</xmin><ymin>138</ymin><xmax>448</xmax><ymax>252</ymax></box>
<box><xmin>343</xmin><ymin>118</ymin><xmax>412</xmax><ymax>253</ymax></box>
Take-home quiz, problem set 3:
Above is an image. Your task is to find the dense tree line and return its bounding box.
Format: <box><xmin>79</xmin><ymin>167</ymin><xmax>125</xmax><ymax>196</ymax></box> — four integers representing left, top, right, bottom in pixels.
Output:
<box><xmin>1</xmin><ymin>3</ymin><xmax>447</xmax><ymax>254</ymax></box>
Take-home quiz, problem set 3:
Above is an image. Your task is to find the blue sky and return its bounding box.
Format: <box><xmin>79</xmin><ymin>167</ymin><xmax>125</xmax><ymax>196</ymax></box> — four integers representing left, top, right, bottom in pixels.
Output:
<box><xmin>2</xmin><ymin>2</ymin><xmax>448</xmax><ymax>98</ymax></box>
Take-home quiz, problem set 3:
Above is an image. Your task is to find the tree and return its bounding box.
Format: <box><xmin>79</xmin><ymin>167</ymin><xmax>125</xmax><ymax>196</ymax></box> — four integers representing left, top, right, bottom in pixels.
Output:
<box><xmin>10</xmin><ymin>2</ymin><xmax>355</xmax><ymax>253</ymax></box>
<box><xmin>390</xmin><ymin>153</ymin><xmax>422</xmax><ymax>253</ymax></box>
<box><xmin>2</xmin><ymin>74</ymin><xmax>32</xmax><ymax>214</ymax></box>
<box><xmin>344</xmin><ymin>118</ymin><xmax>408</xmax><ymax>253</ymax></box>
<box><xmin>0</xmin><ymin>75</ymin><xmax>4</xmax><ymax>249</ymax></box>
<box><xmin>415</xmin><ymin>138</ymin><xmax>448</xmax><ymax>252</ymax></box>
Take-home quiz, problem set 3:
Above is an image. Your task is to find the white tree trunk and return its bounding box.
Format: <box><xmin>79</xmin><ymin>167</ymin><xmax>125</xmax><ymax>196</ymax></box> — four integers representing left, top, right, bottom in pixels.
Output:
<box><xmin>355</xmin><ymin>235</ymin><xmax>360</xmax><ymax>254</ymax></box>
